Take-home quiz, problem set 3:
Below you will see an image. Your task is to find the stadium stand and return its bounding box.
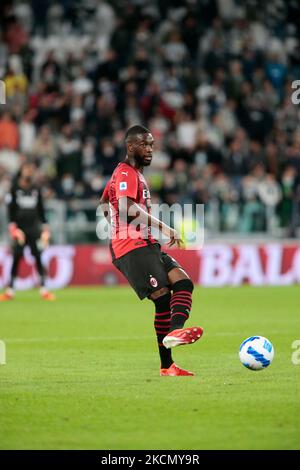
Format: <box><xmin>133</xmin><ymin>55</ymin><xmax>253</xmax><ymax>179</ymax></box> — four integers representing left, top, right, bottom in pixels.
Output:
<box><xmin>0</xmin><ymin>0</ymin><xmax>300</xmax><ymax>242</ymax></box>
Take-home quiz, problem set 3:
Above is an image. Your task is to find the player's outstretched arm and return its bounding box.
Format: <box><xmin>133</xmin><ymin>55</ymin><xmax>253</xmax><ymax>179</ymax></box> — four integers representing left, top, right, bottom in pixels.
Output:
<box><xmin>119</xmin><ymin>196</ymin><xmax>184</xmax><ymax>248</ymax></box>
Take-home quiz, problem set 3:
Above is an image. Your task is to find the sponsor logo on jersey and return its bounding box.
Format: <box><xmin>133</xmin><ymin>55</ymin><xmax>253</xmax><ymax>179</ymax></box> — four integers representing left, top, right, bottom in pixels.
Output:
<box><xmin>143</xmin><ymin>189</ymin><xmax>150</xmax><ymax>199</ymax></box>
<box><xmin>120</xmin><ymin>182</ymin><xmax>127</xmax><ymax>191</ymax></box>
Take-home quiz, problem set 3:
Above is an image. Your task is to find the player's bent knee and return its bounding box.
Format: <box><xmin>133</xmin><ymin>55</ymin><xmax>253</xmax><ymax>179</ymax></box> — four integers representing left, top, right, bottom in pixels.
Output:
<box><xmin>173</xmin><ymin>278</ymin><xmax>194</xmax><ymax>293</ymax></box>
<box><xmin>168</xmin><ymin>266</ymin><xmax>190</xmax><ymax>284</ymax></box>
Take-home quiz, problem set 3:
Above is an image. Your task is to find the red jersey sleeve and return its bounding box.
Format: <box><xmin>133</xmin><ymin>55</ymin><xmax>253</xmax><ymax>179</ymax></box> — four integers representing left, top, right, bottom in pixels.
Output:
<box><xmin>101</xmin><ymin>180</ymin><xmax>110</xmax><ymax>201</ymax></box>
<box><xmin>115</xmin><ymin>166</ymin><xmax>138</xmax><ymax>200</ymax></box>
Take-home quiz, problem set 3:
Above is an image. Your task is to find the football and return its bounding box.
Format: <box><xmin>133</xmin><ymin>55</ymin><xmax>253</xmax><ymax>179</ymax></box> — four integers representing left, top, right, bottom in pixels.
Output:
<box><xmin>239</xmin><ymin>336</ymin><xmax>274</xmax><ymax>370</ymax></box>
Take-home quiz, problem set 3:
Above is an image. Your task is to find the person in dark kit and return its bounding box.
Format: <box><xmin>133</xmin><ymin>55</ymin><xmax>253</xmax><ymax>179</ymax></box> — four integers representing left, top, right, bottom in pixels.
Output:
<box><xmin>0</xmin><ymin>162</ymin><xmax>55</xmax><ymax>301</ymax></box>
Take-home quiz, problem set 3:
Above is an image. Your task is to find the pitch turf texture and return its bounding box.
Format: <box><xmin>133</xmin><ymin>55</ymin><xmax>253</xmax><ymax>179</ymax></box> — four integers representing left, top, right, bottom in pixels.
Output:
<box><xmin>0</xmin><ymin>286</ymin><xmax>300</xmax><ymax>450</ymax></box>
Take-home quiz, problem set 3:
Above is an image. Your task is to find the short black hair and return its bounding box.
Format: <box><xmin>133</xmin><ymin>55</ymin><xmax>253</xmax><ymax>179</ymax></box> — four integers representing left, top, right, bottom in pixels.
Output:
<box><xmin>125</xmin><ymin>125</ymin><xmax>151</xmax><ymax>141</ymax></box>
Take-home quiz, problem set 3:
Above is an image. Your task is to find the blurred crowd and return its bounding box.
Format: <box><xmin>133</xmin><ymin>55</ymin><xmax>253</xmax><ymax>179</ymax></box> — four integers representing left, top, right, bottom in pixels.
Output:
<box><xmin>0</xmin><ymin>0</ymin><xmax>300</xmax><ymax>236</ymax></box>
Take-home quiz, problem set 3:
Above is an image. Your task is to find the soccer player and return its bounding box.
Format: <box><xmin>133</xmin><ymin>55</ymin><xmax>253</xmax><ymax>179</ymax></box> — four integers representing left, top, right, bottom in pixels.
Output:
<box><xmin>0</xmin><ymin>162</ymin><xmax>55</xmax><ymax>301</ymax></box>
<box><xmin>100</xmin><ymin>125</ymin><xmax>203</xmax><ymax>376</ymax></box>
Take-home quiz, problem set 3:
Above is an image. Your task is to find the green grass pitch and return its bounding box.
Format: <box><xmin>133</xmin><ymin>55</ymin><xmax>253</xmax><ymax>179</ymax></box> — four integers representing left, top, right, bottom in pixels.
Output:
<box><xmin>0</xmin><ymin>285</ymin><xmax>300</xmax><ymax>450</ymax></box>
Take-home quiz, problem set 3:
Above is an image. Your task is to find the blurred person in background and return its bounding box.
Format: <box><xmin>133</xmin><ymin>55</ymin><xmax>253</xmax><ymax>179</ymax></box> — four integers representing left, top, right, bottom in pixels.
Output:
<box><xmin>0</xmin><ymin>162</ymin><xmax>55</xmax><ymax>301</ymax></box>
